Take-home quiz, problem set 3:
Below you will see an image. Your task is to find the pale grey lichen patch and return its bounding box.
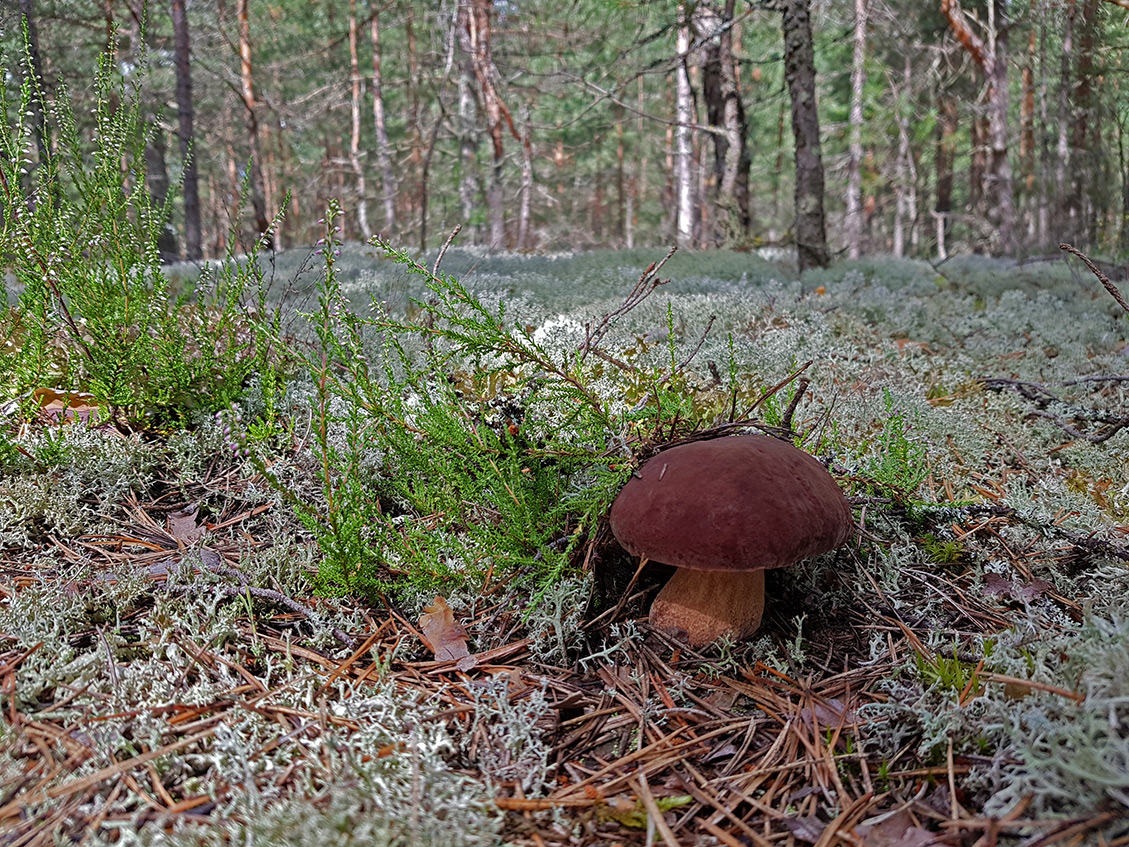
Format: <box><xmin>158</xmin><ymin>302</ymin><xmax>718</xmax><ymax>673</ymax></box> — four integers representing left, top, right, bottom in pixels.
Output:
<box><xmin>93</xmin><ymin>691</ymin><xmax>503</xmax><ymax>847</ymax></box>
<box><xmin>466</xmin><ymin>673</ymin><xmax>554</xmax><ymax>796</ymax></box>
<box><xmin>0</xmin><ymin>423</ymin><xmax>156</xmax><ymax>546</ymax></box>
<box><xmin>1</xmin><ymin>565</ymin><xmax>503</xmax><ymax>847</ymax></box>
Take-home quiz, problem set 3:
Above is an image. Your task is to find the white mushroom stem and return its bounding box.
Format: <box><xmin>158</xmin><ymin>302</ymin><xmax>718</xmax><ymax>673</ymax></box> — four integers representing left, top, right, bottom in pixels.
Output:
<box><xmin>649</xmin><ymin>567</ymin><xmax>766</xmax><ymax>648</ymax></box>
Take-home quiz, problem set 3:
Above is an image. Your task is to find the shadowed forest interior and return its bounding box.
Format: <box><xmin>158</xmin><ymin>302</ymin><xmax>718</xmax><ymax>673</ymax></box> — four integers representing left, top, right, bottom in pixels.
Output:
<box><xmin>4</xmin><ymin>0</ymin><xmax>1129</xmax><ymax>265</ymax></box>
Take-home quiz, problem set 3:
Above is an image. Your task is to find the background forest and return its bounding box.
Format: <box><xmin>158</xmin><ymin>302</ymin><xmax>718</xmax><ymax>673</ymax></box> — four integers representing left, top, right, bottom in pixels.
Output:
<box><xmin>4</xmin><ymin>0</ymin><xmax>1129</xmax><ymax>266</ymax></box>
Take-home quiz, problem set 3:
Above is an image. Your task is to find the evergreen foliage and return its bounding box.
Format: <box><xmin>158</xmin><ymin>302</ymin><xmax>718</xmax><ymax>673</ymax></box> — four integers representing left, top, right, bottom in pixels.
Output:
<box><xmin>0</xmin><ymin>41</ymin><xmax>284</xmax><ymax>427</ymax></box>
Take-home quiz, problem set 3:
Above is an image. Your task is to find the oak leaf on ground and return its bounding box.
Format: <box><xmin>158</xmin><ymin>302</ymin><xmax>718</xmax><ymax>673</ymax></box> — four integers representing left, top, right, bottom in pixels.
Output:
<box><xmin>419</xmin><ymin>596</ymin><xmax>477</xmax><ymax>671</ymax></box>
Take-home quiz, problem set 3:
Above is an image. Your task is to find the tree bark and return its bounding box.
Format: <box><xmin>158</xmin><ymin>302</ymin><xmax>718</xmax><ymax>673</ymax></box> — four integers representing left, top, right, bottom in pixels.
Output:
<box><xmin>170</xmin><ymin>0</ymin><xmax>202</xmax><ymax>259</ymax></box>
<box><xmin>16</xmin><ymin>0</ymin><xmax>52</xmax><ymax>204</ymax></box>
<box><xmin>699</xmin><ymin>0</ymin><xmax>751</xmax><ymax>245</ymax></box>
<box><xmin>1072</xmin><ymin>0</ymin><xmax>1100</xmax><ymax>244</ymax></box>
<box><xmin>517</xmin><ymin>103</ymin><xmax>533</xmax><ymax>250</ymax></box>
<box><xmin>844</xmin><ymin>0</ymin><xmax>866</xmax><ymax>259</ymax></box>
<box><xmin>1121</xmin><ymin>115</ymin><xmax>1129</xmax><ymax>251</ymax></box>
<box><xmin>986</xmin><ymin>0</ymin><xmax>1015</xmax><ymax>253</ymax></box>
<box><xmin>348</xmin><ymin>0</ymin><xmax>370</xmax><ymax>240</ymax></box>
<box><xmin>461</xmin><ymin>0</ymin><xmax>517</xmax><ymax>249</ymax></box>
<box><xmin>236</xmin><ymin>0</ymin><xmax>272</xmax><ymax>248</ymax></box>
<box><xmin>941</xmin><ymin>0</ymin><xmax>1015</xmax><ymax>254</ymax></box>
<box><xmin>934</xmin><ymin>92</ymin><xmax>957</xmax><ymax>259</ymax></box>
<box><xmin>457</xmin><ymin>58</ymin><xmax>482</xmax><ymax>242</ymax></box>
<box><xmin>674</xmin><ymin>4</ymin><xmax>695</xmax><ymax>248</ymax></box>
<box><xmin>144</xmin><ymin>125</ymin><xmax>180</xmax><ymax>261</ymax></box>
<box><xmin>892</xmin><ymin>55</ymin><xmax>916</xmax><ymax>258</ymax></box>
<box><xmin>1020</xmin><ymin>9</ymin><xmax>1036</xmax><ymax>192</ymax></box>
<box><xmin>370</xmin><ymin>4</ymin><xmax>396</xmax><ymax>236</ymax></box>
<box><xmin>615</xmin><ymin>105</ymin><xmax>626</xmax><ymax>244</ymax></box>
<box><xmin>781</xmin><ymin>0</ymin><xmax>830</xmax><ymax>270</ymax></box>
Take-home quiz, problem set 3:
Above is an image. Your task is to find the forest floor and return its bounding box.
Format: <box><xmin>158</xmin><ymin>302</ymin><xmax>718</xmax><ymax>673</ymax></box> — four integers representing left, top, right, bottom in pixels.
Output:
<box><xmin>3</xmin><ymin>248</ymin><xmax>1129</xmax><ymax>846</ymax></box>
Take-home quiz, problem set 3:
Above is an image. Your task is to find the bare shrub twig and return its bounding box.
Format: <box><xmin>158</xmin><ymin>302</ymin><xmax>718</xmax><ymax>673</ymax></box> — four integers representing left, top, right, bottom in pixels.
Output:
<box><xmin>1060</xmin><ymin>242</ymin><xmax>1129</xmax><ymax>314</ymax></box>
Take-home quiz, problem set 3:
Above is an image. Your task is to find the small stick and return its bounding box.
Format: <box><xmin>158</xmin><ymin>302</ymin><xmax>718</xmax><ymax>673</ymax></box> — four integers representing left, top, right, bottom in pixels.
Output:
<box><xmin>1060</xmin><ymin>242</ymin><xmax>1129</xmax><ymax>314</ymax></box>
<box><xmin>743</xmin><ymin>360</ymin><xmax>813</xmax><ymax>420</ymax></box>
<box><xmin>433</xmin><ymin>224</ymin><xmax>462</xmax><ymax>276</ymax></box>
<box><xmin>780</xmin><ymin>377</ymin><xmax>810</xmax><ymax>437</ymax></box>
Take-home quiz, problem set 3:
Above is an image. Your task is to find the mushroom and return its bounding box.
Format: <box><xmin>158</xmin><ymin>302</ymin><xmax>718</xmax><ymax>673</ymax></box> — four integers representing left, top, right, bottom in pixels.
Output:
<box><xmin>608</xmin><ymin>434</ymin><xmax>852</xmax><ymax>647</ymax></box>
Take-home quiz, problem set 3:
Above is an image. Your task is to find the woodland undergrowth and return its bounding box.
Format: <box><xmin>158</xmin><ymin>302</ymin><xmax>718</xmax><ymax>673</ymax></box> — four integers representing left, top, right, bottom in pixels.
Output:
<box><xmin>3</xmin><ymin>44</ymin><xmax>1129</xmax><ymax>847</ymax></box>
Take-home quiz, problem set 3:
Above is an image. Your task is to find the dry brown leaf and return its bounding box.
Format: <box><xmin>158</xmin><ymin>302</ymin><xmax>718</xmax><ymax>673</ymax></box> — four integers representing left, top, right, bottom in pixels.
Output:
<box><xmin>855</xmin><ymin>809</ymin><xmax>941</xmax><ymax>846</ymax></box>
<box><xmin>982</xmin><ymin>572</ymin><xmax>1052</xmax><ymax>603</ymax></box>
<box><xmin>418</xmin><ymin>596</ymin><xmax>477</xmax><ymax>671</ymax></box>
<box><xmin>32</xmin><ymin>387</ymin><xmax>103</xmax><ymax>426</ymax></box>
<box><xmin>798</xmin><ymin>696</ymin><xmax>857</xmax><ymax>729</ymax></box>
<box><xmin>783</xmin><ymin>815</ymin><xmax>825</xmax><ymax>843</ymax></box>
<box><xmin>167</xmin><ymin>506</ymin><xmax>205</xmax><ymax>545</ymax></box>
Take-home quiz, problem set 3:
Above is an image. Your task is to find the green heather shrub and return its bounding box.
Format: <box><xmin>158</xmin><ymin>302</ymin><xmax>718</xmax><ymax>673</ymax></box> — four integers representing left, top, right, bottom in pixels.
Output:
<box><xmin>243</xmin><ymin>209</ymin><xmax>723</xmax><ymax>602</ymax></box>
<box><xmin>0</xmin><ymin>44</ymin><xmax>283</xmax><ymax>426</ymax></box>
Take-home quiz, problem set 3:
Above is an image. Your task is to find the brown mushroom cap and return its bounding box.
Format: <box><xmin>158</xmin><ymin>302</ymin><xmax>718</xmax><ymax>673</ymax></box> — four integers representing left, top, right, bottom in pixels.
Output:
<box><xmin>609</xmin><ymin>434</ymin><xmax>852</xmax><ymax>645</ymax></box>
<box><xmin>610</xmin><ymin>434</ymin><xmax>852</xmax><ymax>571</ymax></box>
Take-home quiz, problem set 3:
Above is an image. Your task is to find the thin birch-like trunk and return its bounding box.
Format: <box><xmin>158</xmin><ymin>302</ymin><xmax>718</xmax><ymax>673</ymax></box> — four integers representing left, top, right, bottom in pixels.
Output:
<box><xmin>1057</xmin><ymin>0</ymin><xmax>1075</xmax><ymax>237</ymax></box>
<box><xmin>932</xmin><ymin>75</ymin><xmax>958</xmax><ymax>249</ymax></box>
<box><xmin>845</xmin><ymin>0</ymin><xmax>866</xmax><ymax>259</ymax></box>
<box><xmin>348</xmin><ymin>0</ymin><xmax>370</xmax><ymax>239</ymax></box>
<box><xmin>893</xmin><ymin>54</ymin><xmax>918</xmax><ymax>256</ymax></box>
<box><xmin>636</xmin><ymin>76</ymin><xmax>647</xmax><ymax>234</ymax></box>
<box><xmin>516</xmin><ymin>104</ymin><xmax>533</xmax><ymax>251</ymax></box>
<box><xmin>674</xmin><ymin>5</ymin><xmax>694</xmax><ymax>248</ymax></box>
<box><xmin>237</xmin><ymin>0</ymin><xmax>271</xmax><ymax>247</ymax></box>
<box><xmin>370</xmin><ymin>5</ymin><xmax>396</xmax><ymax>235</ymax></box>
<box><xmin>1036</xmin><ymin>6</ymin><xmax>1049</xmax><ymax>246</ymax></box>
<box><xmin>171</xmin><ymin>0</ymin><xmax>202</xmax><ymax>259</ymax></box>
<box><xmin>457</xmin><ymin>61</ymin><xmax>480</xmax><ymax>240</ymax></box>
<box><xmin>615</xmin><ymin>107</ymin><xmax>626</xmax><ymax>244</ymax></box>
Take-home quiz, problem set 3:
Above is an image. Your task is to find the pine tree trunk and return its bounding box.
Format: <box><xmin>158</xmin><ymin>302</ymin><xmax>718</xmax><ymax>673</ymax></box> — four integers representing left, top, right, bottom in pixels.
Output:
<box><xmin>700</xmin><ymin>0</ymin><xmax>751</xmax><ymax>246</ymax></box>
<box><xmin>236</xmin><ymin>0</ymin><xmax>271</xmax><ymax>248</ymax></box>
<box><xmin>1072</xmin><ymin>0</ymin><xmax>1100</xmax><ymax>244</ymax></box>
<box><xmin>781</xmin><ymin>0</ymin><xmax>829</xmax><ymax>270</ymax></box>
<box><xmin>941</xmin><ymin>0</ymin><xmax>1015</xmax><ymax>254</ymax></box>
<box><xmin>17</xmin><ymin>0</ymin><xmax>52</xmax><ymax>207</ymax></box>
<box><xmin>845</xmin><ymin>0</ymin><xmax>866</xmax><ymax>259</ymax></box>
<box><xmin>985</xmin><ymin>0</ymin><xmax>1015</xmax><ymax>253</ymax></box>
<box><xmin>144</xmin><ymin>126</ymin><xmax>180</xmax><ymax>261</ymax></box>
<box><xmin>462</xmin><ymin>0</ymin><xmax>510</xmax><ymax>249</ymax></box>
<box><xmin>170</xmin><ymin>0</ymin><xmax>202</xmax><ymax>259</ymax></box>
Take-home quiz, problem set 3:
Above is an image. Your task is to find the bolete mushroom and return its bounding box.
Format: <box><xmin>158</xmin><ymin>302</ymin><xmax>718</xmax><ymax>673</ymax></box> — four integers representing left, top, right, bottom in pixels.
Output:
<box><xmin>608</xmin><ymin>434</ymin><xmax>852</xmax><ymax>647</ymax></box>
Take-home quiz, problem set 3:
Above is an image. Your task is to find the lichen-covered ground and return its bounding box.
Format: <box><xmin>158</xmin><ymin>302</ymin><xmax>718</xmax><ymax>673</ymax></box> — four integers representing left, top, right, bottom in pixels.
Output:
<box><xmin>3</xmin><ymin>249</ymin><xmax>1129</xmax><ymax>846</ymax></box>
